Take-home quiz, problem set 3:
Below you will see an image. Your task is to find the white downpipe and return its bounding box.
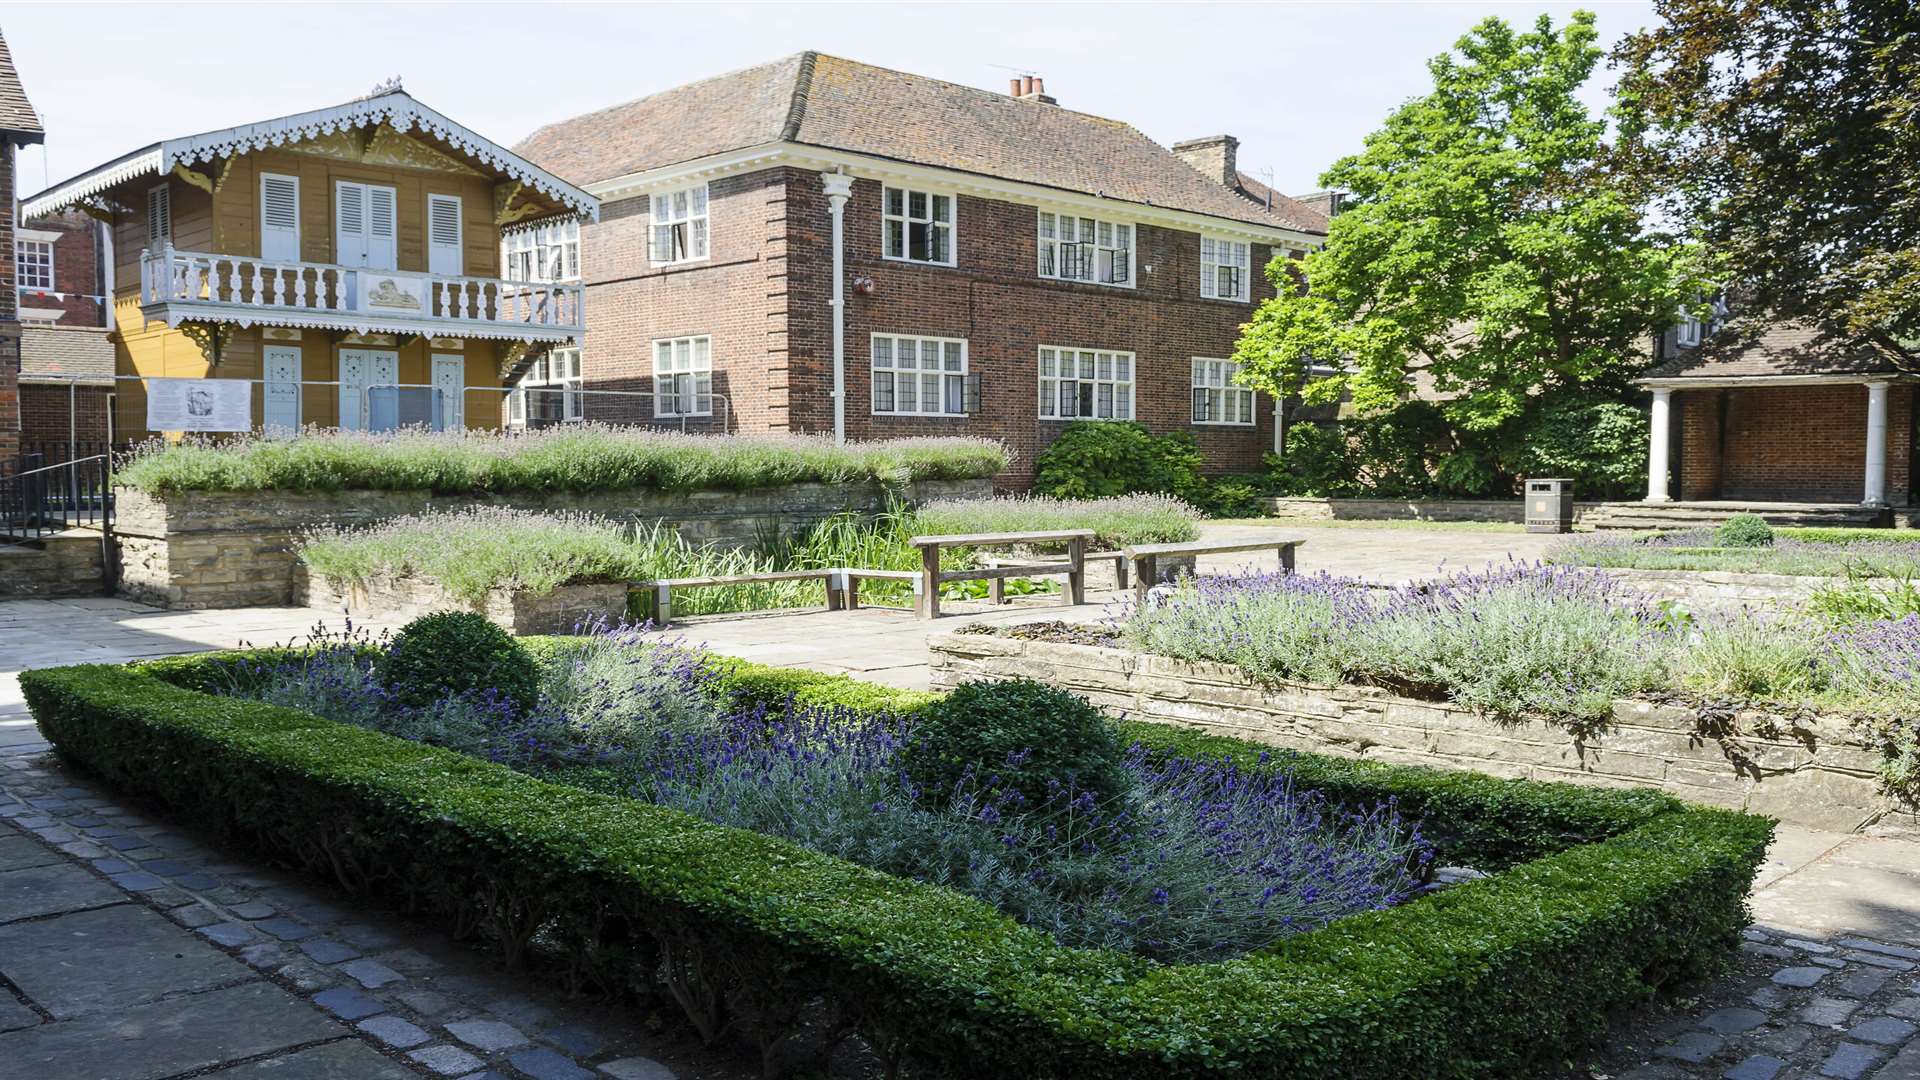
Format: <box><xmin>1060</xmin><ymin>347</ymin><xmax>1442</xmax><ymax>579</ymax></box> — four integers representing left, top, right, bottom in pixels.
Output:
<box><xmin>1645</xmin><ymin>388</ymin><xmax>1673</xmax><ymax>503</ymax></box>
<box><xmin>822</xmin><ymin>171</ymin><xmax>854</xmax><ymax>445</ymax></box>
<box><xmin>1865</xmin><ymin>380</ymin><xmax>1891</xmax><ymax>507</ymax></box>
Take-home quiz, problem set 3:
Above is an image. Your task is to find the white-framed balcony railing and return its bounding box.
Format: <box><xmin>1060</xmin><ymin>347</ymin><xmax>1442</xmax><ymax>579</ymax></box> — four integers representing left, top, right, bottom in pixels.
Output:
<box><xmin>138</xmin><ymin>243</ymin><xmax>583</xmax><ymax>339</ymax></box>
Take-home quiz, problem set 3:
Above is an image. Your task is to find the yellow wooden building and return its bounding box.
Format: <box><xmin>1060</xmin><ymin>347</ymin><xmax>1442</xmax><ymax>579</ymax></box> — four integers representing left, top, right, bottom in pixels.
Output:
<box><xmin>20</xmin><ymin>86</ymin><xmax>598</xmax><ymax>438</ymax></box>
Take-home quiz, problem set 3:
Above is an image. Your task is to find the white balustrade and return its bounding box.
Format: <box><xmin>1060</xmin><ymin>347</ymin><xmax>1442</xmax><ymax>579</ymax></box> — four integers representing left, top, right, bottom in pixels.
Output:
<box><xmin>139</xmin><ymin>247</ymin><xmax>584</xmax><ymax>334</ymax></box>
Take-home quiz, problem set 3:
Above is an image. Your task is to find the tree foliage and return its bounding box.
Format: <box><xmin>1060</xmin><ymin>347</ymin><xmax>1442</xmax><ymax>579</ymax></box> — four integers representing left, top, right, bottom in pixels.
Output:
<box><xmin>1234</xmin><ymin>12</ymin><xmax>1707</xmax><ymax>433</ymax></box>
<box><xmin>1615</xmin><ymin>0</ymin><xmax>1920</xmax><ymax>338</ymax></box>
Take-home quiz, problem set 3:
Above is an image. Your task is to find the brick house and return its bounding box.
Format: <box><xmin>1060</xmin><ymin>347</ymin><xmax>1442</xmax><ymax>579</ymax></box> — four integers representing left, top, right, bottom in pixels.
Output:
<box><xmin>1641</xmin><ymin>312</ymin><xmax>1918</xmax><ymax>513</ymax></box>
<box><xmin>513</xmin><ymin>53</ymin><xmax>1328</xmax><ymax>485</ymax></box>
<box><xmin>0</xmin><ymin>27</ymin><xmax>44</xmax><ymax>465</ymax></box>
<box><xmin>15</xmin><ymin>208</ymin><xmax>115</xmax><ymax>461</ymax></box>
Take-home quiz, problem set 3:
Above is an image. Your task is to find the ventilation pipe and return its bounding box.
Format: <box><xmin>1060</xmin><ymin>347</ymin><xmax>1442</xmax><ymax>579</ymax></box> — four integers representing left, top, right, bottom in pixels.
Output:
<box><xmin>822</xmin><ymin>170</ymin><xmax>854</xmax><ymax>444</ymax></box>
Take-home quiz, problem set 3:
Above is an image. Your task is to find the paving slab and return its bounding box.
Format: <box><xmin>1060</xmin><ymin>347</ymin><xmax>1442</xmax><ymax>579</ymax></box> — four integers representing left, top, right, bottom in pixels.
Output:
<box><xmin>202</xmin><ymin>1038</ymin><xmax>416</xmax><ymax>1078</ymax></box>
<box><xmin>1755</xmin><ymin>836</ymin><xmax>1920</xmax><ymax>942</ymax></box>
<box><xmin>0</xmin><ymin>902</ymin><xmax>254</xmax><ymax>1019</ymax></box>
<box><xmin>0</xmin><ymin>981</ymin><xmax>341</xmax><ymax>1080</ymax></box>
<box><xmin>0</xmin><ymin>861</ymin><xmax>125</xmax><ymax>921</ymax></box>
<box><xmin>0</xmin><ymin>833</ymin><xmax>63</xmax><ymax>871</ymax></box>
<box><xmin>0</xmin><ymin>995</ymin><xmax>38</xmax><ymax>1034</ymax></box>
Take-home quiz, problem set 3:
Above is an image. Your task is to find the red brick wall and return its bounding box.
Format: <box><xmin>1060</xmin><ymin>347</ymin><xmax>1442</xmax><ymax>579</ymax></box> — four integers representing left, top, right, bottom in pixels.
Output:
<box><xmin>18</xmin><ymin>383</ymin><xmax>111</xmax><ymax>459</ymax></box>
<box><xmin>577</xmin><ymin>166</ymin><xmax>1286</xmax><ymax>488</ymax></box>
<box><xmin>0</xmin><ymin>142</ymin><xmax>20</xmax><ymax>461</ymax></box>
<box><xmin>17</xmin><ymin>209</ymin><xmax>106</xmax><ymax>326</ymax></box>
<box><xmin>1677</xmin><ymin>383</ymin><xmax>1914</xmax><ymax>504</ymax></box>
<box><xmin>783</xmin><ymin>174</ymin><xmax>1277</xmax><ymax>487</ymax></box>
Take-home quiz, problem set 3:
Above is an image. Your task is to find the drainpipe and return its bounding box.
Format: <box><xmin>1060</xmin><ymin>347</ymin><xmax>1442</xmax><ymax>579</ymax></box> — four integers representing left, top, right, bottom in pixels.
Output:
<box><xmin>822</xmin><ymin>171</ymin><xmax>854</xmax><ymax>445</ymax></box>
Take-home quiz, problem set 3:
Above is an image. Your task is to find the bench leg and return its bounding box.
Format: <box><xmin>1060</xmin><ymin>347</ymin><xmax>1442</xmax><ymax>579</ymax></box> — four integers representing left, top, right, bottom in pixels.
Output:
<box><xmin>918</xmin><ymin>545</ymin><xmax>942</xmax><ymax>619</ymax></box>
<box><xmin>1065</xmin><ymin>537</ymin><xmax>1086</xmax><ymax>606</ymax></box>
<box><xmin>989</xmin><ymin>576</ymin><xmax>1005</xmax><ymax>605</ymax></box>
<box><xmin>846</xmin><ymin>576</ymin><xmax>861</xmax><ymax>610</ymax></box>
<box><xmin>825</xmin><ymin>571</ymin><xmax>844</xmax><ymax>612</ymax></box>
<box><xmin>1279</xmin><ymin>544</ymin><xmax>1296</xmax><ymax>574</ymax></box>
<box><xmin>1133</xmin><ymin>556</ymin><xmax>1155</xmax><ymax>608</ymax></box>
<box><xmin>653</xmin><ymin>583</ymin><xmax>671</xmax><ymax>628</ymax></box>
<box><xmin>1114</xmin><ymin>557</ymin><xmax>1128</xmax><ymax>591</ymax></box>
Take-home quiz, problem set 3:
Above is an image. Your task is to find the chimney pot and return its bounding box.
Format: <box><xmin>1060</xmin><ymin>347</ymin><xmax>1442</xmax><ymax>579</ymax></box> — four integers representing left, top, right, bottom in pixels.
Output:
<box><xmin>1033</xmin><ymin>76</ymin><xmax>1045</xmax><ymax>96</ymax></box>
<box><xmin>1021</xmin><ymin>75</ymin><xmax>1035</xmax><ymax>96</ymax></box>
<box><xmin>1009</xmin><ymin>77</ymin><xmax>1023</xmax><ymax>95</ymax></box>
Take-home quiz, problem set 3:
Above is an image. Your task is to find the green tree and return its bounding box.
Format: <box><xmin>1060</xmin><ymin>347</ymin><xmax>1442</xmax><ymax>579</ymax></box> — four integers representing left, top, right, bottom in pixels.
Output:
<box><xmin>1234</xmin><ymin>12</ymin><xmax>1707</xmax><ymax>433</ymax></box>
<box><xmin>1615</xmin><ymin>0</ymin><xmax>1920</xmax><ymax>337</ymax></box>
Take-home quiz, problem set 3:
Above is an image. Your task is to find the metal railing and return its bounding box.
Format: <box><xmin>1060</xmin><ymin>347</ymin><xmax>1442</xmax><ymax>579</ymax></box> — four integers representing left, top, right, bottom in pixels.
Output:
<box><xmin>0</xmin><ymin>453</ymin><xmax>112</xmax><ymax>546</ymax></box>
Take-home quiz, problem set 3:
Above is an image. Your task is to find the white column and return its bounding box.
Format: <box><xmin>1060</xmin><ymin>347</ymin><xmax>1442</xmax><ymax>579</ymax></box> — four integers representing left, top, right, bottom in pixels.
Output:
<box><xmin>822</xmin><ymin>171</ymin><xmax>854</xmax><ymax>446</ymax></box>
<box><xmin>1864</xmin><ymin>380</ymin><xmax>1891</xmax><ymax>506</ymax></box>
<box><xmin>1645</xmin><ymin>387</ymin><xmax>1673</xmax><ymax>503</ymax></box>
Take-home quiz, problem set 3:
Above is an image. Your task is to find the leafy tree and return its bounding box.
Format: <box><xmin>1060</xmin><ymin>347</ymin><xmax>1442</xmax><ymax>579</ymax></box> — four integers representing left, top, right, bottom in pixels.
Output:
<box><xmin>1234</xmin><ymin>12</ymin><xmax>1707</xmax><ymax>433</ymax></box>
<box><xmin>1615</xmin><ymin>0</ymin><xmax>1920</xmax><ymax>338</ymax></box>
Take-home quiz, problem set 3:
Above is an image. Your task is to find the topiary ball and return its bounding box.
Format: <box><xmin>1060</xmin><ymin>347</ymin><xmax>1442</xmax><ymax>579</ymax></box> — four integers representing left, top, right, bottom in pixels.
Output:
<box><xmin>1715</xmin><ymin>513</ymin><xmax>1775</xmax><ymax>549</ymax></box>
<box><xmin>374</xmin><ymin>611</ymin><xmax>541</xmax><ymax>714</ymax></box>
<box><xmin>900</xmin><ymin>677</ymin><xmax>1128</xmax><ymax>810</ymax></box>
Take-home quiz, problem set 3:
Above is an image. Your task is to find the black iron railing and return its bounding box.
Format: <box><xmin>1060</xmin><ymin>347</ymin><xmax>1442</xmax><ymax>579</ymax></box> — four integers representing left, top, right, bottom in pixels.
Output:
<box><xmin>0</xmin><ymin>453</ymin><xmax>113</xmax><ymax>545</ymax></box>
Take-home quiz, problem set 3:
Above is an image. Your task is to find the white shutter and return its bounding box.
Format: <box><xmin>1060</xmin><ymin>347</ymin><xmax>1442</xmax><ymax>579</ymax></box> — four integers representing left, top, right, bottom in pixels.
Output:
<box><xmin>367</xmin><ymin>186</ymin><xmax>397</xmax><ymax>271</ymax></box>
<box><xmin>335</xmin><ymin>182</ymin><xmax>368</xmax><ymax>268</ymax></box>
<box><xmin>427</xmin><ymin>194</ymin><xmax>463</xmax><ymax>277</ymax></box>
<box><xmin>259</xmin><ymin>174</ymin><xmax>300</xmax><ymax>263</ymax></box>
<box><xmin>146</xmin><ymin>185</ymin><xmax>171</xmax><ymax>245</ymax></box>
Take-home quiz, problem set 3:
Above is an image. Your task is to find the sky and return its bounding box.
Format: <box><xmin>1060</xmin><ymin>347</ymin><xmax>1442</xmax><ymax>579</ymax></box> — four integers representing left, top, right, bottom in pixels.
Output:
<box><xmin>1</xmin><ymin>1</ymin><xmax>1660</xmax><ymax>200</ymax></box>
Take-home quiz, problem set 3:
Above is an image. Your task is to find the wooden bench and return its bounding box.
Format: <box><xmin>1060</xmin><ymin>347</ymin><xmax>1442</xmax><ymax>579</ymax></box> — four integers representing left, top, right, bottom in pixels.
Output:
<box><xmin>1122</xmin><ymin>536</ymin><xmax>1307</xmax><ymax>606</ymax></box>
<box><xmin>909</xmin><ymin>529</ymin><xmax>1095</xmax><ymax>619</ymax></box>
<box><xmin>979</xmin><ymin>550</ymin><xmax>1128</xmax><ymax>604</ymax></box>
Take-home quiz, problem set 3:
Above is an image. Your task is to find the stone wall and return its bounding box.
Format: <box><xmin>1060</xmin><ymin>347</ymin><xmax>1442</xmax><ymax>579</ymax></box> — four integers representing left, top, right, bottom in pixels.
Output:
<box><xmin>1601</xmin><ymin>567</ymin><xmax>1835</xmax><ymax>611</ymax></box>
<box><xmin>1263</xmin><ymin>496</ymin><xmax>1603</xmax><ymax>524</ymax></box>
<box><xmin>113</xmin><ymin>477</ymin><xmax>991</xmax><ymax>609</ymax></box>
<box><xmin>927</xmin><ymin>631</ymin><xmax>1916</xmax><ymax>838</ymax></box>
<box><xmin>298</xmin><ymin>568</ymin><xmax>627</xmax><ymax>635</ymax></box>
<box><xmin>0</xmin><ymin>529</ymin><xmax>105</xmax><ymax>598</ymax></box>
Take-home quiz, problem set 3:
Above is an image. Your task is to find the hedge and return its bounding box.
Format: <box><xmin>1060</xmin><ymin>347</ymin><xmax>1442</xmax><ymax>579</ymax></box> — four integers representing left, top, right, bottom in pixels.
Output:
<box><xmin>21</xmin><ymin>651</ymin><xmax>1772</xmax><ymax>1078</ymax></box>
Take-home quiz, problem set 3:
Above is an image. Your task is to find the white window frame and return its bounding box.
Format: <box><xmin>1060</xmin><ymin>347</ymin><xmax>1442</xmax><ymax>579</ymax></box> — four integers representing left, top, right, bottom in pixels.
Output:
<box><xmin>512</xmin><ymin>347</ymin><xmax>583</xmax><ymax>426</ymax></box>
<box><xmin>881</xmin><ymin>186</ymin><xmax>956</xmax><ymax>267</ymax></box>
<box><xmin>871</xmin><ymin>333</ymin><xmax>968</xmax><ymax>416</ymax></box>
<box><xmin>1192</xmin><ymin>358</ymin><xmax>1255</xmax><ymax>426</ymax></box>
<box><xmin>146</xmin><ymin>184</ymin><xmax>171</xmax><ymax>246</ymax></box>
<box><xmin>1038</xmin><ymin>346</ymin><xmax>1135</xmax><ymax>421</ymax></box>
<box><xmin>1037</xmin><ymin>210</ymin><xmax>1133</xmax><ymax>288</ymax></box>
<box><xmin>16</xmin><ymin>238</ymin><xmax>53</xmax><ymax>290</ymax></box>
<box><xmin>1200</xmin><ymin>235</ymin><xmax>1251</xmax><ymax>301</ymax></box>
<box><xmin>651</xmin><ymin>184</ymin><xmax>710</xmax><ymax>267</ymax></box>
<box><xmin>502</xmin><ymin>219</ymin><xmax>580</xmax><ymax>284</ymax></box>
<box><xmin>653</xmin><ymin>335</ymin><xmax>713</xmax><ymax>417</ymax></box>
<box><xmin>1676</xmin><ymin>316</ymin><xmax>1703</xmax><ymax>348</ymax></box>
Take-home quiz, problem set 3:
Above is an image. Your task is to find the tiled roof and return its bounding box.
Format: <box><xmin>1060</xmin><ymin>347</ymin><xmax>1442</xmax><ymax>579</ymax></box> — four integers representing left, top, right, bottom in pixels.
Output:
<box><xmin>1642</xmin><ymin>318</ymin><xmax>1920</xmax><ymax>381</ymax></box>
<box><xmin>1232</xmin><ymin>172</ymin><xmax>1328</xmax><ymax>234</ymax></box>
<box><xmin>0</xmin><ymin>29</ymin><xmax>43</xmax><ymax>143</ymax></box>
<box><xmin>20</xmin><ymin>326</ymin><xmax>113</xmax><ymax>381</ymax></box>
<box><xmin>515</xmin><ymin>52</ymin><xmax>1323</xmax><ymax>234</ymax></box>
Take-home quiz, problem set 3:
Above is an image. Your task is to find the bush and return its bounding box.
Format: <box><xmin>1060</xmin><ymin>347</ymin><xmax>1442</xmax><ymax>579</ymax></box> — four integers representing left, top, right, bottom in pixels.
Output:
<box><xmin>374</xmin><ymin>612</ymin><xmax>540</xmax><ymax>713</ymax></box>
<box><xmin>22</xmin><ymin>656</ymin><xmax>1771</xmax><ymax>1078</ymax></box>
<box><xmin>1199</xmin><ymin>475</ymin><xmax>1271</xmax><ymax>518</ymax></box>
<box><xmin>900</xmin><ymin>677</ymin><xmax>1129</xmax><ymax>808</ymax></box>
<box><xmin>913</xmin><ymin>494</ymin><xmax>1201</xmax><ymax>548</ymax></box>
<box><xmin>1717</xmin><ymin>513</ymin><xmax>1776</xmax><ymax>548</ymax></box>
<box><xmin>1034</xmin><ymin>422</ymin><xmax>1205</xmax><ymax>503</ymax></box>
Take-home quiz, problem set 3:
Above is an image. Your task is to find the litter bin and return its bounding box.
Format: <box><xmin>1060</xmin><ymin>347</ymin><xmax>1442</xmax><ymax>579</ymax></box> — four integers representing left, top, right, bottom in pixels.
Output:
<box><xmin>1525</xmin><ymin>478</ymin><xmax>1575</xmax><ymax>534</ymax></box>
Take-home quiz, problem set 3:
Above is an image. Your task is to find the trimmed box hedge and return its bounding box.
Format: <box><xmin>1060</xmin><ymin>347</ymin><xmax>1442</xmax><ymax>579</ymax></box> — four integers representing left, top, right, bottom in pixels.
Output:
<box><xmin>21</xmin><ymin>647</ymin><xmax>1772</xmax><ymax>1079</ymax></box>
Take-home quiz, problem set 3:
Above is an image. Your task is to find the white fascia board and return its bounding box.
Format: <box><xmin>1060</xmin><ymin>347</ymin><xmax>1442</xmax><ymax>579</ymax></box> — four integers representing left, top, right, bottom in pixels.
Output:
<box><xmin>22</xmin><ymin>146</ymin><xmax>163</xmax><ymax>219</ymax></box>
<box><xmin>1638</xmin><ymin>373</ymin><xmax>1915</xmax><ymax>389</ymax></box>
<box><xmin>585</xmin><ymin>141</ymin><xmax>1320</xmax><ymax>250</ymax></box>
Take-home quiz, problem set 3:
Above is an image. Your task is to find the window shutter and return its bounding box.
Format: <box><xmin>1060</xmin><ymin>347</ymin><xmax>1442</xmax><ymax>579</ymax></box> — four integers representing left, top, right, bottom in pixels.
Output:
<box><xmin>147</xmin><ymin>186</ymin><xmax>171</xmax><ymax>245</ymax></box>
<box><xmin>428</xmin><ymin>194</ymin><xmax>464</xmax><ymax>276</ymax></box>
<box><xmin>259</xmin><ymin>174</ymin><xmax>300</xmax><ymax>262</ymax></box>
<box><xmin>369</xmin><ymin>188</ymin><xmax>396</xmax><ymax>240</ymax></box>
<box><xmin>335</xmin><ymin>182</ymin><xmax>367</xmax><ymax>266</ymax></box>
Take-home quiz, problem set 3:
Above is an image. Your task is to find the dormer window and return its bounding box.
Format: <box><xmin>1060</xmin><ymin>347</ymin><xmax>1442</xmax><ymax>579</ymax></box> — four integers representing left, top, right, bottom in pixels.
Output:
<box><xmin>651</xmin><ymin>184</ymin><xmax>709</xmax><ymax>266</ymax></box>
<box><xmin>1038</xmin><ymin>211</ymin><xmax>1132</xmax><ymax>286</ymax></box>
<box><xmin>1200</xmin><ymin>235</ymin><xmax>1250</xmax><ymax>301</ymax></box>
<box><xmin>1677</xmin><ymin>316</ymin><xmax>1704</xmax><ymax>348</ymax></box>
<box><xmin>883</xmin><ymin>186</ymin><xmax>954</xmax><ymax>265</ymax></box>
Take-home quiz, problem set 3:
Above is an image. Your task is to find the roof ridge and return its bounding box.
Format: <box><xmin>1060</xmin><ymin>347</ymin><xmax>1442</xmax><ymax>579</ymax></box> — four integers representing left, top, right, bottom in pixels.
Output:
<box><xmin>782</xmin><ymin>51</ymin><xmax>817</xmax><ymax>142</ymax></box>
<box><xmin>516</xmin><ymin>52</ymin><xmax>812</xmax><ymax>150</ymax></box>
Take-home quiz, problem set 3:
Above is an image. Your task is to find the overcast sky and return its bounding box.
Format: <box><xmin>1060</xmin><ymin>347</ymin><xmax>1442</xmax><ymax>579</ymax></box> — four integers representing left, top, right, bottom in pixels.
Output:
<box><xmin>2</xmin><ymin>1</ymin><xmax>1659</xmax><ymax>200</ymax></box>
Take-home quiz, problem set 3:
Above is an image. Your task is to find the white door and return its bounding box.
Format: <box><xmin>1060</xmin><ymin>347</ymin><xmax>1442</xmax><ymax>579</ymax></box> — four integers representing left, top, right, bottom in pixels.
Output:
<box><xmin>427</xmin><ymin>194</ymin><xmax>463</xmax><ymax>277</ymax></box>
<box><xmin>431</xmin><ymin>353</ymin><xmax>465</xmax><ymax>432</ymax></box>
<box><xmin>263</xmin><ymin>345</ymin><xmax>302</xmax><ymax>433</ymax></box>
<box><xmin>338</xmin><ymin>349</ymin><xmax>399</xmax><ymax>431</ymax></box>
<box><xmin>259</xmin><ymin>174</ymin><xmax>300</xmax><ymax>263</ymax></box>
<box><xmin>334</xmin><ymin>182</ymin><xmax>399</xmax><ymax>314</ymax></box>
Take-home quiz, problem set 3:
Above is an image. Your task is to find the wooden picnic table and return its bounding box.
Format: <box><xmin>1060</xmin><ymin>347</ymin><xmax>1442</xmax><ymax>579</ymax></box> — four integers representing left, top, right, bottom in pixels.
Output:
<box><xmin>1122</xmin><ymin>536</ymin><xmax>1306</xmax><ymax>606</ymax></box>
<box><xmin>908</xmin><ymin>529</ymin><xmax>1095</xmax><ymax>619</ymax></box>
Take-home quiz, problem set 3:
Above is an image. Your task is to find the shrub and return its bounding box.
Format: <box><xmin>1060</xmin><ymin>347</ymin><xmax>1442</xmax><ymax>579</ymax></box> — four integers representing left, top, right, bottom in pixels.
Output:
<box><xmin>913</xmin><ymin>493</ymin><xmax>1201</xmax><ymax>548</ymax></box>
<box><xmin>1199</xmin><ymin>475</ymin><xmax>1271</xmax><ymax>518</ymax></box>
<box><xmin>114</xmin><ymin>426</ymin><xmax>1009</xmax><ymax>495</ymax></box>
<box><xmin>374</xmin><ymin>612</ymin><xmax>540</xmax><ymax>713</ymax></box>
<box><xmin>1550</xmin><ymin>528</ymin><xmax>1920</xmax><ymax>578</ymax></box>
<box><xmin>1033</xmin><ymin>422</ymin><xmax>1205</xmax><ymax>503</ymax></box>
<box><xmin>1716</xmin><ymin>513</ymin><xmax>1776</xmax><ymax>548</ymax></box>
<box><xmin>900</xmin><ymin>677</ymin><xmax>1129</xmax><ymax>808</ymax></box>
<box><xmin>21</xmin><ymin>657</ymin><xmax>1772</xmax><ymax>1078</ymax></box>
<box><xmin>300</xmin><ymin>507</ymin><xmax>643</xmax><ymax>603</ymax></box>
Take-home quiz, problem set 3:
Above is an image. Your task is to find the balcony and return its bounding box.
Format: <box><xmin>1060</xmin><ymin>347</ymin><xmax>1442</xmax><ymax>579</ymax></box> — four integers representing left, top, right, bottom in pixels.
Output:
<box><xmin>138</xmin><ymin>244</ymin><xmax>583</xmax><ymax>343</ymax></box>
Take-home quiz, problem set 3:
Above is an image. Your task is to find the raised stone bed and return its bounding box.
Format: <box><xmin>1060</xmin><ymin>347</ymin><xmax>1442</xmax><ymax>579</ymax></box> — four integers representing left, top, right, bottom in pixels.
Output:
<box><xmin>1598</xmin><ymin>566</ymin><xmax>1837</xmax><ymax>610</ymax></box>
<box><xmin>0</xmin><ymin>530</ymin><xmax>107</xmax><ymax>598</ymax></box>
<box><xmin>928</xmin><ymin>629</ymin><xmax>1916</xmax><ymax>838</ymax></box>
<box><xmin>112</xmin><ymin>478</ymin><xmax>989</xmax><ymax>608</ymax></box>
<box><xmin>298</xmin><ymin>567</ymin><xmax>627</xmax><ymax>635</ymax></box>
<box><xmin>1264</xmin><ymin>495</ymin><xmax>1603</xmax><ymax>524</ymax></box>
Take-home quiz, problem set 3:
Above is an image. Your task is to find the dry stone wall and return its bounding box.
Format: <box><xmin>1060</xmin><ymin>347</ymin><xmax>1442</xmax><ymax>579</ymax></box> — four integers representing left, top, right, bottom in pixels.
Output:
<box><xmin>298</xmin><ymin>568</ymin><xmax>627</xmax><ymax>635</ymax></box>
<box><xmin>927</xmin><ymin>630</ymin><xmax>1916</xmax><ymax>838</ymax></box>
<box><xmin>113</xmin><ymin>478</ymin><xmax>990</xmax><ymax>609</ymax></box>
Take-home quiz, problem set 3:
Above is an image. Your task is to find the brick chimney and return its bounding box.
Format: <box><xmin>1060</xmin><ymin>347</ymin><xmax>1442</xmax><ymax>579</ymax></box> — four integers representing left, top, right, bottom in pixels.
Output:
<box><xmin>1173</xmin><ymin>135</ymin><xmax>1239</xmax><ymax>188</ymax></box>
<box><xmin>1007</xmin><ymin>74</ymin><xmax>1057</xmax><ymax>105</ymax></box>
